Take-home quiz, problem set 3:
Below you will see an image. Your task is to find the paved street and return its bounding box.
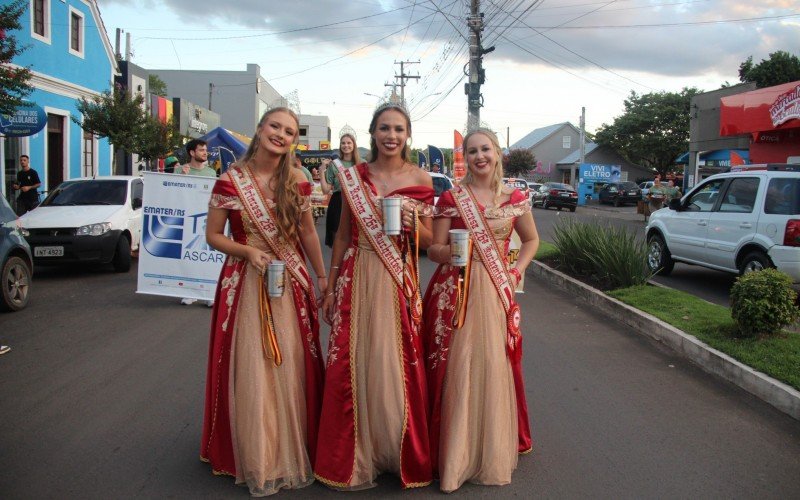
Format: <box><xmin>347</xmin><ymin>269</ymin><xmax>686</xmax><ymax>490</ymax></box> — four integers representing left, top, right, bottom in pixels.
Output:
<box><xmin>1</xmin><ymin>220</ymin><xmax>799</xmax><ymax>498</ymax></box>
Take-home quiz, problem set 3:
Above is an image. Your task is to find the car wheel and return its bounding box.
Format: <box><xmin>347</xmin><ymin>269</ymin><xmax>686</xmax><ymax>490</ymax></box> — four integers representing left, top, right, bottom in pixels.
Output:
<box><xmin>542</xmin><ymin>199</ymin><xmax>549</xmax><ymax>210</ymax></box>
<box><xmin>647</xmin><ymin>234</ymin><xmax>674</xmax><ymax>276</ymax></box>
<box><xmin>739</xmin><ymin>250</ymin><xmax>771</xmax><ymax>276</ymax></box>
<box><xmin>613</xmin><ymin>197</ymin><xmax>621</xmax><ymax>207</ymax></box>
<box><xmin>112</xmin><ymin>235</ymin><xmax>132</xmax><ymax>273</ymax></box>
<box><xmin>569</xmin><ymin>206</ymin><xmax>576</xmax><ymax>212</ymax></box>
<box><xmin>1</xmin><ymin>256</ymin><xmax>31</xmax><ymax>312</ymax></box>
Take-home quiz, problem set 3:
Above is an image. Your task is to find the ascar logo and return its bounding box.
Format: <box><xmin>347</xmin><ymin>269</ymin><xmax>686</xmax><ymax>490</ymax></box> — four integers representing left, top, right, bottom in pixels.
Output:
<box><xmin>143</xmin><ymin>208</ymin><xmax>224</xmax><ymax>263</ymax></box>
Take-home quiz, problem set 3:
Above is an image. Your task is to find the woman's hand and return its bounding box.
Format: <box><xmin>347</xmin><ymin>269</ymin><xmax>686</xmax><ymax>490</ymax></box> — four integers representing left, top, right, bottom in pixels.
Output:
<box><xmin>316</xmin><ymin>276</ymin><xmax>329</xmax><ymax>307</ymax></box>
<box><xmin>322</xmin><ymin>289</ymin><xmax>336</xmax><ymax>325</ymax></box>
<box><xmin>246</xmin><ymin>247</ymin><xmax>271</xmax><ymax>274</ymax></box>
<box><xmin>402</xmin><ymin>200</ymin><xmax>416</xmax><ymax>230</ymax></box>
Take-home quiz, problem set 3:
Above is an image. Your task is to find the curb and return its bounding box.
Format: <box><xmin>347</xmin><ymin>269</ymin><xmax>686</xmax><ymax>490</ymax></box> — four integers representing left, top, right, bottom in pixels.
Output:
<box><xmin>529</xmin><ymin>260</ymin><xmax>800</xmax><ymax>421</ymax></box>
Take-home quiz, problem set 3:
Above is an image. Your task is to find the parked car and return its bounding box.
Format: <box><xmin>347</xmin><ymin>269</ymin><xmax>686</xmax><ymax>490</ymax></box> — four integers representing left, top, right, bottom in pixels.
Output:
<box><xmin>429</xmin><ymin>171</ymin><xmax>453</xmax><ymax>206</ymax></box>
<box><xmin>0</xmin><ymin>195</ymin><xmax>33</xmax><ymax>311</ymax></box>
<box><xmin>645</xmin><ymin>164</ymin><xmax>800</xmax><ymax>281</ymax></box>
<box><xmin>532</xmin><ymin>182</ymin><xmax>578</xmax><ymax>211</ymax></box>
<box><xmin>598</xmin><ymin>181</ymin><xmax>643</xmax><ymax>207</ymax></box>
<box><xmin>18</xmin><ymin>176</ymin><xmax>143</xmax><ymax>273</ymax></box>
<box><xmin>503</xmin><ymin>177</ymin><xmax>529</xmax><ymax>199</ymax></box>
<box><xmin>526</xmin><ymin>182</ymin><xmax>542</xmax><ymax>203</ymax></box>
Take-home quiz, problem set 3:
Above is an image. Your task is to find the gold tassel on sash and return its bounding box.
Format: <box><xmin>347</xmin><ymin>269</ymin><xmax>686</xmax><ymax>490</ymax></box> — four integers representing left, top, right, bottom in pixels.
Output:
<box><xmin>452</xmin><ymin>239</ymin><xmax>473</xmax><ymax>329</ymax></box>
<box><xmin>258</xmin><ymin>274</ymin><xmax>282</xmax><ymax>366</ymax></box>
<box><xmin>404</xmin><ymin>206</ymin><xmax>423</xmax><ymax>326</ymax></box>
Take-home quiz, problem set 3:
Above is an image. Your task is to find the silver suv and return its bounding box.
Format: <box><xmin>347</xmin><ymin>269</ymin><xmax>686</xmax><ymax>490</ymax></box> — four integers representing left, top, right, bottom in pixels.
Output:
<box><xmin>646</xmin><ymin>164</ymin><xmax>800</xmax><ymax>281</ymax></box>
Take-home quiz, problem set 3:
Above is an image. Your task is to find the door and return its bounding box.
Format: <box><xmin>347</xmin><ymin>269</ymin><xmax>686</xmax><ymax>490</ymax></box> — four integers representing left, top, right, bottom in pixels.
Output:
<box><xmin>47</xmin><ymin>114</ymin><xmax>64</xmax><ymax>192</ymax></box>
<box><xmin>664</xmin><ymin>178</ymin><xmax>725</xmax><ymax>262</ymax></box>
<box><xmin>705</xmin><ymin>177</ymin><xmax>761</xmax><ymax>270</ymax></box>
<box><xmin>3</xmin><ymin>138</ymin><xmax>22</xmax><ymax>211</ymax></box>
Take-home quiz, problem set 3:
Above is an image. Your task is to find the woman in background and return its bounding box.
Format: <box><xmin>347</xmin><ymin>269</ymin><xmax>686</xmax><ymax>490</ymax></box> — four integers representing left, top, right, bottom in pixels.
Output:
<box><xmin>319</xmin><ymin>133</ymin><xmax>361</xmax><ymax>247</ymax></box>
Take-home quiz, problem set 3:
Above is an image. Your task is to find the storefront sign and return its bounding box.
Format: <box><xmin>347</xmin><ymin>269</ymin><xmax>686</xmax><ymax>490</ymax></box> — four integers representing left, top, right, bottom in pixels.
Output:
<box><xmin>0</xmin><ymin>102</ymin><xmax>47</xmax><ymax>137</ymax></box>
<box><xmin>770</xmin><ymin>83</ymin><xmax>800</xmax><ymax>127</ymax></box>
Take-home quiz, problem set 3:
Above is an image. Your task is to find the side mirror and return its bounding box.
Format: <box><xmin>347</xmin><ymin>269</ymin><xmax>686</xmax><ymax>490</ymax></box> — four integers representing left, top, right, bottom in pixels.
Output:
<box><xmin>132</xmin><ymin>198</ymin><xmax>143</xmax><ymax>210</ymax></box>
<box><xmin>668</xmin><ymin>198</ymin><xmax>682</xmax><ymax>211</ymax></box>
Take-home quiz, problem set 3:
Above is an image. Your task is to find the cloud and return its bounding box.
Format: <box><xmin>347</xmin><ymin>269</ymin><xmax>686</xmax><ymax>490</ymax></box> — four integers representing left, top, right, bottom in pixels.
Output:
<box><xmin>101</xmin><ymin>0</ymin><xmax>798</xmax><ymax>81</ymax></box>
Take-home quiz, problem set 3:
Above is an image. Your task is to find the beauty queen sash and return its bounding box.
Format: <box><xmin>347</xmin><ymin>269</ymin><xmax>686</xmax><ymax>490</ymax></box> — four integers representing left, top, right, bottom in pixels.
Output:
<box><xmin>452</xmin><ymin>185</ymin><xmax>522</xmax><ymax>359</ymax></box>
<box><xmin>229</xmin><ymin>166</ymin><xmax>313</xmax><ymax>294</ymax></box>
<box><xmin>338</xmin><ymin>166</ymin><xmax>423</xmax><ymax>324</ymax></box>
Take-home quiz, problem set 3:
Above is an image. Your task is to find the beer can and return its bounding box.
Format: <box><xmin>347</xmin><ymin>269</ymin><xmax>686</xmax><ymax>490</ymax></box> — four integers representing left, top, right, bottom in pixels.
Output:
<box><xmin>449</xmin><ymin>229</ymin><xmax>470</xmax><ymax>267</ymax></box>
<box><xmin>382</xmin><ymin>196</ymin><xmax>402</xmax><ymax>236</ymax></box>
<box><xmin>268</xmin><ymin>260</ymin><xmax>286</xmax><ymax>297</ymax></box>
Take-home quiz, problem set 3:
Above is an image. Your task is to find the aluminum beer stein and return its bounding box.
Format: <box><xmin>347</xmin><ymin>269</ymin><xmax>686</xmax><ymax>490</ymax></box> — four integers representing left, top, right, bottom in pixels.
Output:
<box><xmin>267</xmin><ymin>260</ymin><xmax>286</xmax><ymax>297</ymax></box>
<box><xmin>382</xmin><ymin>196</ymin><xmax>402</xmax><ymax>236</ymax></box>
<box><xmin>449</xmin><ymin>229</ymin><xmax>470</xmax><ymax>267</ymax></box>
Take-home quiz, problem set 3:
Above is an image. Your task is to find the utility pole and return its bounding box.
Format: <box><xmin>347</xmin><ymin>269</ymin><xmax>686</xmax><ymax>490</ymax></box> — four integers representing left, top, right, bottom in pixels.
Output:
<box><xmin>208</xmin><ymin>83</ymin><xmax>214</xmax><ymax>111</ymax></box>
<box><xmin>466</xmin><ymin>0</ymin><xmax>494</xmax><ymax>131</ymax></box>
<box><xmin>575</xmin><ymin>107</ymin><xmax>586</xmax><ymax>189</ymax></box>
<box><xmin>114</xmin><ymin>28</ymin><xmax>122</xmax><ymax>61</ymax></box>
<box><xmin>394</xmin><ymin>61</ymin><xmax>419</xmax><ymax>108</ymax></box>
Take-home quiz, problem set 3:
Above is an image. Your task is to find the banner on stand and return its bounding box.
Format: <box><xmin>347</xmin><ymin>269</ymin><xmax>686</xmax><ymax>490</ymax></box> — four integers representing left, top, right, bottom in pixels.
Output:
<box><xmin>137</xmin><ymin>172</ymin><xmax>225</xmax><ymax>300</ymax></box>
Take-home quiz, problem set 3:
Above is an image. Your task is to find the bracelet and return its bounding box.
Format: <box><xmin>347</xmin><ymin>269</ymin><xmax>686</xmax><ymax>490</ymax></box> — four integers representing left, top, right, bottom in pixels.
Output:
<box><xmin>326</xmin><ymin>292</ymin><xmax>334</xmax><ymax>297</ymax></box>
<box><xmin>331</xmin><ymin>265</ymin><xmax>340</xmax><ymax>269</ymax></box>
<box><xmin>317</xmin><ymin>275</ymin><xmax>327</xmax><ymax>279</ymax></box>
<box><xmin>509</xmin><ymin>267</ymin><xmax>522</xmax><ymax>282</ymax></box>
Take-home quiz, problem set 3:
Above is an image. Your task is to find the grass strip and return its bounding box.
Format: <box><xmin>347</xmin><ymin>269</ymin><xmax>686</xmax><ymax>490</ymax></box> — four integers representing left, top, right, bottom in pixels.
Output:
<box><xmin>609</xmin><ymin>285</ymin><xmax>800</xmax><ymax>391</ymax></box>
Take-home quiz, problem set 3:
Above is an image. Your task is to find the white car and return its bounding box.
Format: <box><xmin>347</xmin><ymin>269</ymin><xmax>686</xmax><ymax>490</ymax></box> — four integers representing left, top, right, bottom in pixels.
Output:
<box><xmin>19</xmin><ymin>176</ymin><xmax>143</xmax><ymax>272</ymax></box>
<box><xmin>645</xmin><ymin>164</ymin><xmax>800</xmax><ymax>281</ymax></box>
<box><xmin>639</xmin><ymin>180</ymin><xmax>655</xmax><ymax>197</ymax></box>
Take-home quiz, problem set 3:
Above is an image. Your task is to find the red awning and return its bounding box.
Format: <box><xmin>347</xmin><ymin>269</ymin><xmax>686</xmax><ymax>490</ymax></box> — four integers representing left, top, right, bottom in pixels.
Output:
<box><xmin>720</xmin><ymin>80</ymin><xmax>800</xmax><ymax>136</ymax></box>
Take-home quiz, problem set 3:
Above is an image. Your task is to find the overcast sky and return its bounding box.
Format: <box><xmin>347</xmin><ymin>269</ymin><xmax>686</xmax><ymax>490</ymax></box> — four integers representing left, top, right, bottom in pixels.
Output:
<box><xmin>97</xmin><ymin>0</ymin><xmax>799</xmax><ymax>149</ymax></box>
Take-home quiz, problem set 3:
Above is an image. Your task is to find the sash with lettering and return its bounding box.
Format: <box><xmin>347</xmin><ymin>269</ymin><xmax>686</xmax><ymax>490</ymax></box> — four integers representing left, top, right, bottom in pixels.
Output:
<box><xmin>452</xmin><ymin>185</ymin><xmax>522</xmax><ymax>361</ymax></box>
<box><xmin>229</xmin><ymin>166</ymin><xmax>312</xmax><ymax>294</ymax></box>
<box><xmin>338</xmin><ymin>165</ymin><xmax>423</xmax><ymax>324</ymax></box>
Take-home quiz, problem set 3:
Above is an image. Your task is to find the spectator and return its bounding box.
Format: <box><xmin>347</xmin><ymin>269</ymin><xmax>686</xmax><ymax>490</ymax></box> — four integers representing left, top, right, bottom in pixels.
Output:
<box><xmin>174</xmin><ymin>139</ymin><xmax>216</xmax><ymax>177</ymax></box>
<box><xmin>12</xmin><ymin>155</ymin><xmax>41</xmax><ymax>215</ymax></box>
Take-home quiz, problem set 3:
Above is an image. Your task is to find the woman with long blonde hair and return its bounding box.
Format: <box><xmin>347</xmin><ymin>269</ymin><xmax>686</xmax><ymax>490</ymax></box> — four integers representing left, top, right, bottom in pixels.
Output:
<box><xmin>201</xmin><ymin>107</ymin><xmax>327</xmax><ymax>496</ymax></box>
<box><xmin>315</xmin><ymin>103</ymin><xmax>434</xmax><ymax>490</ymax></box>
<box><xmin>423</xmin><ymin>128</ymin><xmax>539</xmax><ymax>492</ymax></box>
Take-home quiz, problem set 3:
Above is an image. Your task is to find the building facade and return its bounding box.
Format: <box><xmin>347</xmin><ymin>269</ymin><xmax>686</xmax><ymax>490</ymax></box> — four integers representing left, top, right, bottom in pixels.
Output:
<box><xmin>2</xmin><ymin>0</ymin><xmax>117</xmax><ymax>208</ymax></box>
<box><xmin>556</xmin><ymin>143</ymin><xmax>652</xmax><ymax>184</ymax></box>
<box><xmin>297</xmin><ymin>114</ymin><xmax>331</xmax><ymax>150</ymax></box>
<box><xmin>510</xmin><ymin>122</ymin><xmax>581</xmax><ymax>183</ymax></box>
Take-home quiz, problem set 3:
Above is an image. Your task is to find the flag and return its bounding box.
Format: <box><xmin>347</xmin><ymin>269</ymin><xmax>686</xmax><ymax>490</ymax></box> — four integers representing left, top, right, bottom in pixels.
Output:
<box><xmin>453</xmin><ymin>130</ymin><xmax>466</xmax><ymax>181</ymax></box>
<box><xmin>428</xmin><ymin>145</ymin><xmax>444</xmax><ymax>174</ymax></box>
<box><xmin>418</xmin><ymin>151</ymin><xmax>427</xmax><ymax>169</ymax></box>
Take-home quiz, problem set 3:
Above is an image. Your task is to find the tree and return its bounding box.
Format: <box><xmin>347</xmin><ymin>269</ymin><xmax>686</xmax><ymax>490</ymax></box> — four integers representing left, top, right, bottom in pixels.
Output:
<box><xmin>74</xmin><ymin>84</ymin><xmax>183</xmax><ymax>162</ymax></box>
<box><xmin>0</xmin><ymin>0</ymin><xmax>34</xmax><ymax>115</ymax></box>
<box><xmin>739</xmin><ymin>51</ymin><xmax>800</xmax><ymax>88</ymax></box>
<box><xmin>148</xmin><ymin>74</ymin><xmax>168</xmax><ymax>97</ymax></box>
<box><xmin>594</xmin><ymin>88</ymin><xmax>701</xmax><ymax>178</ymax></box>
<box><xmin>505</xmin><ymin>149</ymin><xmax>535</xmax><ymax>177</ymax></box>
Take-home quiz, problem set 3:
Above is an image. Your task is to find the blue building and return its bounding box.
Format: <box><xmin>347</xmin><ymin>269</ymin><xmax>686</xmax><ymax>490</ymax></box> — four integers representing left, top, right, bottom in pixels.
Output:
<box><xmin>2</xmin><ymin>0</ymin><xmax>118</xmax><ymax>208</ymax></box>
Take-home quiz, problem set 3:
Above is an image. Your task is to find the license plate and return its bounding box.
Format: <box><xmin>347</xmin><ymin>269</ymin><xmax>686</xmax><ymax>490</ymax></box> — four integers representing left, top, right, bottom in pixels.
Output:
<box><xmin>35</xmin><ymin>246</ymin><xmax>64</xmax><ymax>257</ymax></box>
<box><xmin>629</xmin><ymin>191</ymin><xmax>638</xmax><ymax>195</ymax></box>
<box><xmin>560</xmin><ymin>193</ymin><xmax>570</xmax><ymax>197</ymax></box>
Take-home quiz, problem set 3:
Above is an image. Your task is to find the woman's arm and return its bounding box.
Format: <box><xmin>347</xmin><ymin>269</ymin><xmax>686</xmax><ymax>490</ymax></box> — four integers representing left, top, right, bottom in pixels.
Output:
<box><xmin>206</xmin><ymin>206</ymin><xmax>270</xmax><ymax>272</ymax></box>
<box><xmin>319</xmin><ymin>159</ymin><xmax>333</xmax><ymax>195</ymax></box>
<box><xmin>510</xmin><ymin>211</ymin><xmax>540</xmax><ymax>287</ymax></box>
<box><xmin>426</xmin><ymin>217</ymin><xmax>452</xmax><ymax>264</ymax></box>
<box><xmin>297</xmin><ymin>203</ymin><xmax>328</xmax><ymax>297</ymax></box>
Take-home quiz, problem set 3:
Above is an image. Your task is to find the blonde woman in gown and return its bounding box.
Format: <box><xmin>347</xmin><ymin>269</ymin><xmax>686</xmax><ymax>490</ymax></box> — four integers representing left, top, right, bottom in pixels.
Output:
<box><xmin>201</xmin><ymin>108</ymin><xmax>327</xmax><ymax>496</ymax></box>
<box><xmin>423</xmin><ymin>129</ymin><xmax>539</xmax><ymax>493</ymax></box>
<box><xmin>315</xmin><ymin>104</ymin><xmax>434</xmax><ymax>490</ymax></box>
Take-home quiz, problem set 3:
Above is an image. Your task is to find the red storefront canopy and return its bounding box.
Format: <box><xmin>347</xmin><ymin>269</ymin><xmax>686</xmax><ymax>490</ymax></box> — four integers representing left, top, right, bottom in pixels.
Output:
<box><xmin>720</xmin><ymin>80</ymin><xmax>800</xmax><ymax>136</ymax></box>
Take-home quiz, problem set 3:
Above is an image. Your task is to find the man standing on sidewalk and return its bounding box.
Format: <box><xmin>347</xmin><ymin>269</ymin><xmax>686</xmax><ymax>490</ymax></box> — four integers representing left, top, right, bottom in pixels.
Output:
<box><xmin>12</xmin><ymin>155</ymin><xmax>41</xmax><ymax>216</ymax></box>
<box><xmin>174</xmin><ymin>139</ymin><xmax>216</xmax><ymax>306</ymax></box>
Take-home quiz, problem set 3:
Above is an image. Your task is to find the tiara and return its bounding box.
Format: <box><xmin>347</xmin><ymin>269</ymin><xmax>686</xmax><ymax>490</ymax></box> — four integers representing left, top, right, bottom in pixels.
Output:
<box><xmin>374</xmin><ymin>100</ymin><xmax>409</xmax><ymax>115</ymax></box>
<box><xmin>339</xmin><ymin>124</ymin><xmax>357</xmax><ymax>141</ymax></box>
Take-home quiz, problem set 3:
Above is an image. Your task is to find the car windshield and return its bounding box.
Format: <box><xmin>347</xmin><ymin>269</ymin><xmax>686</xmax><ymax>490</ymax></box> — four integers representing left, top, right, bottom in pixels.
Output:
<box><xmin>619</xmin><ymin>182</ymin><xmax>637</xmax><ymax>190</ymax></box>
<box><xmin>432</xmin><ymin>176</ymin><xmax>453</xmax><ymax>197</ymax></box>
<box><xmin>41</xmin><ymin>180</ymin><xmax>128</xmax><ymax>206</ymax></box>
<box><xmin>765</xmin><ymin>178</ymin><xmax>800</xmax><ymax>215</ymax></box>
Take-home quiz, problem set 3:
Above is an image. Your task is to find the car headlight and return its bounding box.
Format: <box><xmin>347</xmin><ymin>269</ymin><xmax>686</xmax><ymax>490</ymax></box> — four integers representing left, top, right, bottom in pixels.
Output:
<box><xmin>76</xmin><ymin>222</ymin><xmax>112</xmax><ymax>236</ymax></box>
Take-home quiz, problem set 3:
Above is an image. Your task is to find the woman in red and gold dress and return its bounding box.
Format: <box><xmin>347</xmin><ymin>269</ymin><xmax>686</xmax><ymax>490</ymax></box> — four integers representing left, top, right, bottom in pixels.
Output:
<box><xmin>424</xmin><ymin>128</ymin><xmax>539</xmax><ymax>493</ymax></box>
<box><xmin>315</xmin><ymin>104</ymin><xmax>434</xmax><ymax>490</ymax></box>
<box><xmin>200</xmin><ymin>107</ymin><xmax>327</xmax><ymax>496</ymax></box>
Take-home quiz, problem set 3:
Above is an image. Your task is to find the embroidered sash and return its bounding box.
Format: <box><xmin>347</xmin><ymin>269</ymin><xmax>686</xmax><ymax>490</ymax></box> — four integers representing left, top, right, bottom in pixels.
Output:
<box><xmin>229</xmin><ymin>166</ymin><xmax>312</xmax><ymax>294</ymax></box>
<box><xmin>452</xmin><ymin>186</ymin><xmax>522</xmax><ymax>357</ymax></box>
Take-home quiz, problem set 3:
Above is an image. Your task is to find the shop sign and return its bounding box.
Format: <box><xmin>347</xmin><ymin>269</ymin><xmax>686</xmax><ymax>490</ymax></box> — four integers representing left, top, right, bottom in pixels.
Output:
<box><xmin>189</xmin><ymin>118</ymin><xmax>208</xmax><ymax>134</ymax></box>
<box><xmin>0</xmin><ymin>102</ymin><xmax>47</xmax><ymax>137</ymax></box>
<box><xmin>769</xmin><ymin>83</ymin><xmax>800</xmax><ymax>127</ymax></box>
<box><xmin>755</xmin><ymin>131</ymin><xmax>782</xmax><ymax>144</ymax></box>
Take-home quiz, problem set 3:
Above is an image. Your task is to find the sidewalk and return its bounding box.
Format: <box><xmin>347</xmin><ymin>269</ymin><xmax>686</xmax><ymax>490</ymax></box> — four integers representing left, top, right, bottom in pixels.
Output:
<box><xmin>528</xmin><ymin>260</ymin><xmax>800</xmax><ymax>421</ymax></box>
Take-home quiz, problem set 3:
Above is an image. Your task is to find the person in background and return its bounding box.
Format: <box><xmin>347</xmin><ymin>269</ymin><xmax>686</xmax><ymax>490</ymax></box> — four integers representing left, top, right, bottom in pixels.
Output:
<box><xmin>164</xmin><ymin>156</ymin><xmax>180</xmax><ymax>173</ymax></box>
<box><xmin>319</xmin><ymin>133</ymin><xmax>361</xmax><ymax>248</ymax></box>
<box><xmin>174</xmin><ymin>139</ymin><xmax>216</xmax><ymax>177</ymax></box>
<box><xmin>175</xmin><ymin>140</ymin><xmax>216</xmax><ymax>306</ymax></box>
<box><xmin>12</xmin><ymin>155</ymin><xmax>41</xmax><ymax>216</ymax></box>
<box><xmin>294</xmin><ymin>156</ymin><xmax>314</xmax><ymax>182</ymax></box>
<box><xmin>200</xmin><ymin>107</ymin><xmax>326</xmax><ymax>496</ymax></box>
<box><xmin>648</xmin><ymin>175</ymin><xmax>667</xmax><ymax>212</ymax></box>
<box><xmin>666</xmin><ymin>179</ymin><xmax>682</xmax><ymax>201</ymax></box>
<box><xmin>423</xmin><ymin>128</ymin><xmax>538</xmax><ymax>492</ymax></box>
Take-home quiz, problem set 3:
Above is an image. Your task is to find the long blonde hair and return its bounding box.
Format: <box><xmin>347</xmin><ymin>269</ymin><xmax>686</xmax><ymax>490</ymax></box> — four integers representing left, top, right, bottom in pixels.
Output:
<box><xmin>368</xmin><ymin>104</ymin><xmax>412</xmax><ymax>162</ymax></box>
<box><xmin>460</xmin><ymin>128</ymin><xmax>504</xmax><ymax>201</ymax></box>
<box><xmin>339</xmin><ymin>133</ymin><xmax>361</xmax><ymax>165</ymax></box>
<box><xmin>238</xmin><ymin>107</ymin><xmax>303</xmax><ymax>243</ymax></box>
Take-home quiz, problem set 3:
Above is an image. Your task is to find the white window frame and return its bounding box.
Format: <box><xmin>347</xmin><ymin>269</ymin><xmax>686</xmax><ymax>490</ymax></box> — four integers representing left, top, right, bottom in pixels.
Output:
<box><xmin>563</xmin><ymin>135</ymin><xmax>571</xmax><ymax>149</ymax></box>
<box><xmin>81</xmin><ymin>129</ymin><xmax>97</xmax><ymax>177</ymax></box>
<box><xmin>43</xmin><ymin>107</ymin><xmax>70</xmax><ymax>188</ymax></box>
<box><xmin>30</xmin><ymin>0</ymin><xmax>51</xmax><ymax>44</ymax></box>
<box><xmin>68</xmin><ymin>6</ymin><xmax>85</xmax><ymax>59</ymax></box>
